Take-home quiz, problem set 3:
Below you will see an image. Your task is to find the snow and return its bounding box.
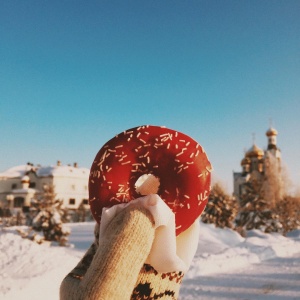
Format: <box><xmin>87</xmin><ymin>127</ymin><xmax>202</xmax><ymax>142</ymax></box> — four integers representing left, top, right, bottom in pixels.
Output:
<box><xmin>1</xmin><ymin>222</ymin><xmax>300</xmax><ymax>300</ymax></box>
<box><xmin>0</xmin><ymin>164</ymin><xmax>89</xmax><ymax>179</ymax></box>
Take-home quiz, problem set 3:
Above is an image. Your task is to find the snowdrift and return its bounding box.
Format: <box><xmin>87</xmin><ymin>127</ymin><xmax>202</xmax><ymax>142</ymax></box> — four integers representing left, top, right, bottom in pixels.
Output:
<box><xmin>1</xmin><ymin>222</ymin><xmax>300</xmax><ymax>300</ymax></box>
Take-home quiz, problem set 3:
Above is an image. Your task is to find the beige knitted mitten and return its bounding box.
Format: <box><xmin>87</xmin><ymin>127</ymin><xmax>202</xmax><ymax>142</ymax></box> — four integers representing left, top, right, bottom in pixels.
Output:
<box><xmin>60</xmin><ymin>204</ymin><xmax>184</xmax><ymax>300</ymax></box>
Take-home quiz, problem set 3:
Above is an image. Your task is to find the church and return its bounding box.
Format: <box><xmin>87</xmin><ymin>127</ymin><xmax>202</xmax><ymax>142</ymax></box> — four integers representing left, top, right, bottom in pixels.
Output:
<box><xmin>233</xmin><ymin>127</ymin><xmax>282</xmax><ymax>201</ymax></box>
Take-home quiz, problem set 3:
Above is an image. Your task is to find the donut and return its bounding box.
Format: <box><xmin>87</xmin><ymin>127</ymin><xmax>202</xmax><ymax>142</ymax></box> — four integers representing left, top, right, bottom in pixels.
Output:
<box><xmin>89</xmin><ymin>125</ymin><xmax>212</xmax><ymax>235</ymax></box>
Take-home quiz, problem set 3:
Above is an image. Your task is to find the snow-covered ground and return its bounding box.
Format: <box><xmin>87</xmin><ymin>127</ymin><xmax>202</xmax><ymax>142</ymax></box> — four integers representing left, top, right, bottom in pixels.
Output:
<box><xmin>1</xmin><ymin>222</ymin><xmax>300</xmax><ymax>300</ymax></box>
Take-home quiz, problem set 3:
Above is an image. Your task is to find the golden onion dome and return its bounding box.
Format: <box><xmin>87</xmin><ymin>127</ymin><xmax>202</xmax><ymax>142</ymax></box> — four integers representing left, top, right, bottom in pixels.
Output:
<box><xmin>246</xmin><ymin>144</ymin><xmax>264</xmax><ymax>158</ymax></box>
<box><xmin>241</xmin><ymin>157</ymin><xmax>251</xmax><ymax>166</ymax></box>
<box><xmin>266</xmin><ymin>127</ymin><xmax>278</xmax><ymax>137</ymax></box>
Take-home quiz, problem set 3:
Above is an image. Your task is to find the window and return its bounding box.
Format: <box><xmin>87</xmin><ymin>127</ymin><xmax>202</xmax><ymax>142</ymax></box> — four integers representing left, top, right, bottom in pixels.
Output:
<box><xmin>14</xmin><ymin>197</ymin><xmax>24</xmax><ymax>208</ymax></box>
<box><xmin>82</xmin><ymin>199</ymin><xmax>89</xmax><ymax>205</ymax></box>
<box><xmin>29</xmin><ymin>182</ymin><xmax>36</xmax><ymax>188</ymax></box>
<box><xmin>11</xmin><ymin>183</ymin><xmax>17</xmax><ymax>189</ymax></box>
<box><xmin>69</xmin><ymin>198</ymin><xmax>76</xmax><ymax>205</ymax></box>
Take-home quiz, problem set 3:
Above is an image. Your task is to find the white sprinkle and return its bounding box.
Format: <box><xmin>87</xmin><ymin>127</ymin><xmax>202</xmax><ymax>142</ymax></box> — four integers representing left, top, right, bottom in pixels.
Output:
<box><xmin>187</xmin><ymin>203</ymin><xmax>190</xmax><ymax>209</ymax></box>
<box><xmin>175</xmin><ymin>132</ymin><xmax>178</xmax><ymax>137</ymax></box>
<box><xmin>164</xmin><ymin>190</ymin><xmax>170</xmax><ymax>194</ymax></box>
<box><xmin>121</xmin><ymin>161</ymin><xmax>131</xmax><ymax>165</ymax></box>
<box><xmin>176</xmin><ymin>225</ymin><xmax>182</xmax><ymax>229</ymax></box>
<box><xmin>195</xmin><ymin>150</ymin><xmax>199</xmax><ymax>157</ymax></box>
<box><xmin>179</xmin><ymin>139</ymin><xmax>185</xmax><ymax>143</ymax></box>
<box><xmin>206</xmin><ymin>166</ymin><xmax>213</xmax><ymax>173</ymax></box>
<box><xmin>176</xmin><ymin>151</ymin><xmax>184</xmax><ymax>157</ymax></box>
<box><xmin>108</xmin><ymin>149</ymin><xmax>116</xmax><ymax>153</ymax></box>
<box><xmin>145</xmin><ymin>131</ymin><xmax>149</xmax><ymax>135</ymax></box>
<box><xmin>153</xmin><ymin>165</ymin><xmax>159</xmax><ymax>168</ymax></box>
<box><xmin>144</xmin><ymin>151</ymin><xmax>149</xmax><ymax>157</ymax></box>
<box><xmin>139</xmin><ymin>138</ymin><xmax>146</xmax><ymax>144</ymax></box>
<box><xmin>147</xmin><ymin>156</ymin><xmax>150</xmax><ymax>164</ymax></box>
<box><xmin>198</xmin><ymin>173</ymin><xmax>203</xmax><ymax>178</ymax></box>
<box><xmin>186</xmin><ymin>141</ymin><xmax>190</xmax><ymax>146</ymax></box>
<box><xmin>184</xmin><ymin>195</ymin><xmax>190</xmax><ymax>199</ymax></box>
<box><xmin>167</xmin><ymin>143</ymin><xmax>170</xmax><ymax>149</ymax></box>
<box><xmin>115</xmin><ymin>145</ymin><xmax>123</xmax><ymax>148</ymax></box>
<box><xmin>155</xmin><ymin>143</ymin><xmax>163</xmax><ymax>147</ymax></box>
<box><xmin>107</xmin><ymin>167</ymin><xmax>112</xmax><ymax>172</ymax></box>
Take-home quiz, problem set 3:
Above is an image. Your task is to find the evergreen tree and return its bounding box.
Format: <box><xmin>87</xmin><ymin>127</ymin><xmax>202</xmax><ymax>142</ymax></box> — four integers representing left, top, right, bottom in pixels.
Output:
<box><xmin>235</xmin><ymin>179</ymin><xmax>282</xmax><ymax>235</ymax></box>
<box><xmin>201</xmin><ymin>183</ymin><xmax>238</xmax><ymax>229</ymax></box>
<box><xmin>18</xmin><ymin>184</ymin><xmax>70</xmax><ymax>246</ymax></box>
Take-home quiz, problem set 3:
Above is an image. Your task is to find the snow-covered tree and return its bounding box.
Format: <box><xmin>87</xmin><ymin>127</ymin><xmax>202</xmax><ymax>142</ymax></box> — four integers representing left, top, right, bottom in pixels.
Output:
<box><xmin>235</xmin><ymin>179</ymin><xmax>282</xmax><ymax>236</ymax></box>
<box><xmin>18</xmin><ymin>185</ymin><xmax>70</xmax><ymax>246</ymax></box>
<box><xmin>275</xmin><ymin>196</ymin><xmax>300</xmax><ymax>235</ymax></box>
<box><xmin>201</xmin><ymin>183</ymin><xmax>238</xmax><ymax>229</ymax></box>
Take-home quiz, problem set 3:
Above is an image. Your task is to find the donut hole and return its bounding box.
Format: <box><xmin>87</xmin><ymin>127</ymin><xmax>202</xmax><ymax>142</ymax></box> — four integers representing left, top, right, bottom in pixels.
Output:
<box><xmin>135</xmin><ymin>174</ymin><xmax>160</xmax><ymax>195</ymax></box>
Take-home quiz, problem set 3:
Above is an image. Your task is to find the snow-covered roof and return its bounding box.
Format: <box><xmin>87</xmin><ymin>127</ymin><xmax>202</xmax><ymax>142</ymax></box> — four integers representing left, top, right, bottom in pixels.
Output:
<box><xmin>0</xmin><ymin>164</ymin><xmax>90</xmax><ymax>179</ymax></box>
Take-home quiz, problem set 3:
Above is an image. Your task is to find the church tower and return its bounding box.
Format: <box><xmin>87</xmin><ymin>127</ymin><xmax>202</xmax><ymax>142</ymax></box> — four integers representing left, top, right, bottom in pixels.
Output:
<box><xmin>233</xmin><ymin>125</ymin><xmax>282</xmax><ymax>201</ymax></box>
<box><xmin>266</xmin><ymin>127</ymin><xmax>281</xmax><ymax>160</ymax></box>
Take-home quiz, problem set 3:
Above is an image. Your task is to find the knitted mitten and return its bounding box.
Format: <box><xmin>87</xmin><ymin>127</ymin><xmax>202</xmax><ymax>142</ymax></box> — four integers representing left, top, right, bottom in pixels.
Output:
<box><xmin>60</xmin><ymin>204</ymin><xmax>185</xmax><ymax>300</ymax></box>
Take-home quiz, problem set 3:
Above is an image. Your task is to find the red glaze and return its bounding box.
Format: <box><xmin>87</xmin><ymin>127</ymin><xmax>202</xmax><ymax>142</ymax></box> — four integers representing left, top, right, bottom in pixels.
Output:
<box><xmin>89</xmin><ymin>125</ymin><xmax>212</xmax><ymax>235</ymax></box>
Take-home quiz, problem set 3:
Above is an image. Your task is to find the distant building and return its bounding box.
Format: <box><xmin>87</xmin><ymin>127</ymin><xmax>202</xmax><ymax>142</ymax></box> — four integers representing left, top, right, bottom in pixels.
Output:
<box><xmin>0</xmin><ymin>161</ymin><xmax>90</xmax><ymax>214</ymax></box>
<box><xmin>233</xmin><ymin>127</ymin><xmax>282</xmax><ymax>201</ymax></box>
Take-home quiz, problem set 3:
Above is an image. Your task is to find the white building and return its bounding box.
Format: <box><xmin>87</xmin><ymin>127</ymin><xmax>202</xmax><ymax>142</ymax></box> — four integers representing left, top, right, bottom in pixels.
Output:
<box><xmin>0</xmin><ymin>161</ymin><xmax>90</xmax><ymax>214</ymax></box>
<box><xmin>233</xmin><ymin>127</ymin><xmax>282</xmax><ymax>201</ymax></box>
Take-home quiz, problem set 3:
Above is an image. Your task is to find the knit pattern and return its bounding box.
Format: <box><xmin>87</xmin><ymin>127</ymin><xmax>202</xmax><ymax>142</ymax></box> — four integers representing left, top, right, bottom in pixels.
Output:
<box><xmin>60</xmin><ymin>206</ymin><xmax>184</xmax><ymax>300</ymax></box>
<box><xmin>132</xmin><ymin>264</ymin><xmax>183</xmax><ymax>300</ymax></box>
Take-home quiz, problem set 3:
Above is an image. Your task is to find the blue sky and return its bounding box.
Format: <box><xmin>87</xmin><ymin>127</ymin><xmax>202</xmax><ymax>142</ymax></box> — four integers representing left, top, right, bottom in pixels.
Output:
<box><xmin>1</xmin><ymin>0</ymin><xmax>299</xmax><ymax>193</ymax></box>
